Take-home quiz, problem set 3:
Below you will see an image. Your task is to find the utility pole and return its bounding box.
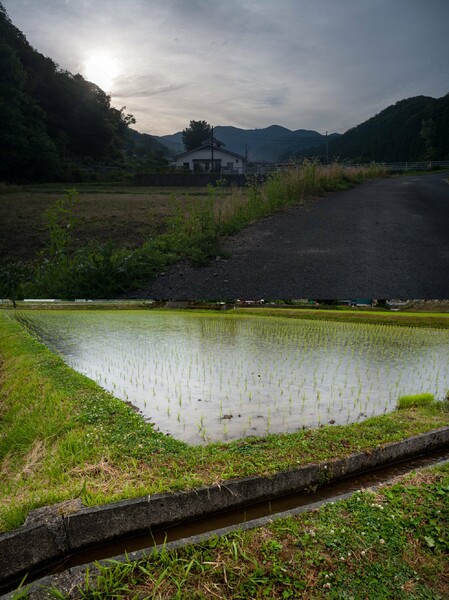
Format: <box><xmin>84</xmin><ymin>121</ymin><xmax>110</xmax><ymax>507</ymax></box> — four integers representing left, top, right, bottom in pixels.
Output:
<box><xmin>211</xmin><ymin>125</ymin><xmax>214</xmax><ymax>174</ymax></box>
<box><xmin>326</xmin><ymin>131</ymin><xmax>329</xmax><ymax>165</ymax></box>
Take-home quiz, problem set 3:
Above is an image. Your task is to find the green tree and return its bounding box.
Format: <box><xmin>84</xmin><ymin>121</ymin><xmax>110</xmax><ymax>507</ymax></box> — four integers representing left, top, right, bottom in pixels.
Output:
<box><xmin>182</xmin><ymin>120</ymin><xmax>211</xmax><ymax>151</ymax></box>
<box><xmin>420</xmin><ymin>118</ymin><xmax>436</xmax><ymax>160</ymax></box>
<box><xmin>0</xmin><ymin>39</ymin><xmax>59</xmax><ymax>181</ymax></box>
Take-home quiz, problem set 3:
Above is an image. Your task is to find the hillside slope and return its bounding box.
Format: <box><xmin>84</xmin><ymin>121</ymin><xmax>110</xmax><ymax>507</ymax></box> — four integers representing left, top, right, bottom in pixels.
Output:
<box><xmin>0</xmin><ymin>3</ymin><xmax>140</xmax><ymax>182</ymax></box>
<box><xmin>284</xmin><ymin>95</ymin><xmax>449</xmax><ymax>162</ymax></box>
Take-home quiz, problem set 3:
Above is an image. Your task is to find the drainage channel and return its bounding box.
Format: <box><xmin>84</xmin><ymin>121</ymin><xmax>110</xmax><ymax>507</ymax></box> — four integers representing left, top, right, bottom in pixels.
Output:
<box><xmin>2</xmin><ymin>447</ymin><xmax>448</xmax><ymax>598</ymax></box>
<box><xmin>53</xmin><ymin>447</ymin><xmax>449</xmax><ymax>572</ymax></box>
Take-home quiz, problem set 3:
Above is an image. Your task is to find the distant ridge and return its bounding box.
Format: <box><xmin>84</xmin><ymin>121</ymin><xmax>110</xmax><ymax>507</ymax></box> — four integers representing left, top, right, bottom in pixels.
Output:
<box><xmin>155</xmin><ymin>125</ymin><xmax>339</xmax><ymax>162</ymax></box>
<box><xmin>153</xmin><ymin>94</ymin><xmax>449</xmax><ymax>163</ymax></box>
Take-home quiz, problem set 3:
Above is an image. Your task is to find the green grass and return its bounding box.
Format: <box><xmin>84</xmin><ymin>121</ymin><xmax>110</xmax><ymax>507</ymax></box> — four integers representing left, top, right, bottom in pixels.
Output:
<box><xmin>1</xmin><ymin>310</ymin><xmax>448</xmax><ymax>534</ymax></box>
<box><xmin>398</xmin><ymin>394</ymin><xmax>437</xmax><ymax>410</ymax></box>
<box><xmin>29</xmin><ymin>462</ymin><xmax>449</xmax><ymax>599</ymax></box>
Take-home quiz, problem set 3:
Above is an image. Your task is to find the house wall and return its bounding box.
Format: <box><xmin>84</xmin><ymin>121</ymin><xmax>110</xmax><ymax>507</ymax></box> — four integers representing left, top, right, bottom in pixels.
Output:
<box><xmin>174</xmin><ymin>148</ymin><xmax>245</xmax><ymax>173</ymax></box>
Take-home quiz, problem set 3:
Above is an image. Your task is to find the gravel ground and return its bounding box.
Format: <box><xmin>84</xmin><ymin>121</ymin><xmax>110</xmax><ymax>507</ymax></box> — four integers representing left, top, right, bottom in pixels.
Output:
<box><xmin>128</xmin><ymin>172</ymin><xmax>449</xmax><ymax>299</ymax></box>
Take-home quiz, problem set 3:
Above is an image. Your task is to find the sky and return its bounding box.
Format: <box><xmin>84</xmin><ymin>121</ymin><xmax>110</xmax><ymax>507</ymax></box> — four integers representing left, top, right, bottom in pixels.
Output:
<box><xmin>3</xmin><ymin>0</ymin><xmax>449</xmax><ymax>136</ymax></box>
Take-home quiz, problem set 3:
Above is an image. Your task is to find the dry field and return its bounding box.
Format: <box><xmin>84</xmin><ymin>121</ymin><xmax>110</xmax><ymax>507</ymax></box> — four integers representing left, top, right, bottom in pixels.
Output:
<box><xmin>0</xmin><ymin>185</ymin><xmax>241</xmax><ymax>262</ymax></box>
<box><xmin>1</xmin><ymin>165</ymin><xmax>385</xmax><ymax>264</ymax></box>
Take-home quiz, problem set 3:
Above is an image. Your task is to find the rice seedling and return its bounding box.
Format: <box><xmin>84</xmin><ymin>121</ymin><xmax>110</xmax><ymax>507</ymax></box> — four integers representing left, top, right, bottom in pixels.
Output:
<box><xmin>10</xmin><ymin>309</ymin><xmax>449</xmax><ymax>445</ymax></box>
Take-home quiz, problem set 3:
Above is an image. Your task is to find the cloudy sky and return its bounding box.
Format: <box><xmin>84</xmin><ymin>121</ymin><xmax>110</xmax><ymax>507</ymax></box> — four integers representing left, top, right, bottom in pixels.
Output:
<box><xmin>3</xmin><ymin>0</ymin><xmax>449</xmax><ymax>136</ymax></box>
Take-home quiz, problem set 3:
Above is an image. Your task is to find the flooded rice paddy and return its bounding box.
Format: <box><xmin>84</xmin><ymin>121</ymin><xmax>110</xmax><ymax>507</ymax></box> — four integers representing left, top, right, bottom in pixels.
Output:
<box><xmin>15</xmin><ymin>310</ymin><xmax>449</xmax><ymax>445</ymax></box>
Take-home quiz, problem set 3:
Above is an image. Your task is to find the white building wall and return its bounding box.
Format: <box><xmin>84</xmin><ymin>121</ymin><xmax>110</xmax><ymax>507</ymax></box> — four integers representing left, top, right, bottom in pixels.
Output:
<box><xmin>174</xmin><ymin>147</ymin><xmax>245</xmax><ymax>173</ymax></box>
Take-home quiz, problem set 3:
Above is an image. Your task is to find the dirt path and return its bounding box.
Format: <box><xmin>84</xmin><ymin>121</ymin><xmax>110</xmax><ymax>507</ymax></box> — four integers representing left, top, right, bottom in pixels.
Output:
<box><xmin>129</xmin><ymin>172</ymin><xmax>449</xmax><ymax>299</ymax></box>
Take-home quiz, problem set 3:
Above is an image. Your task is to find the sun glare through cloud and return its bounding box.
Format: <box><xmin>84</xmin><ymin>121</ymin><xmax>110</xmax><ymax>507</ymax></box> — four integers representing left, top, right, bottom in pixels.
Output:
<box><xmin>2</xmin><ymin>0</ymin><xmax>448</xmax><ymax>135</ymax></box>
<box><xmin>83</xmin><ymin>53</ymin><xmax>118</xmax><ymax>92</ymax></box>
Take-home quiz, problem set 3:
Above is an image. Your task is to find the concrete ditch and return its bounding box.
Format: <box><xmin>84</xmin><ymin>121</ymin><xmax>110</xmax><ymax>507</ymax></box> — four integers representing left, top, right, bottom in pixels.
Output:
<box><xmin>1</xmin><ymin>426</ymin><xmax>449</xmax><ymax>597</ymax></box>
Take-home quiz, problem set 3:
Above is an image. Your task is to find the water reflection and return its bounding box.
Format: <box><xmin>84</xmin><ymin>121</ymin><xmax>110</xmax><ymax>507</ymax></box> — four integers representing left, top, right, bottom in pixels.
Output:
<box><xmin>14</xmin><ymin>310</ymin><xmax>449</xmax><ymax>445</ymax></box>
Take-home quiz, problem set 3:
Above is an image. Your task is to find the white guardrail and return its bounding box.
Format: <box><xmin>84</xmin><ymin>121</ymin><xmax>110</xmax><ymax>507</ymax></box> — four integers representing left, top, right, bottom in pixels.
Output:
<box><xmin>246</xmin><ymin>161</ymin><xmax>449</xmax><ymax>175</ymax></box>
<box><xmin>344</xmin><ymin>161</ymin><xmax>449</xmax><ymax>172</ymax></box>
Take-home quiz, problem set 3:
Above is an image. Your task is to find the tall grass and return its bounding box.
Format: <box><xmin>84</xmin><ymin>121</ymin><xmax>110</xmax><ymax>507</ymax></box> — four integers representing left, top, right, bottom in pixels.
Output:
<box><xmin>0</xmin><ymin>181</ymin><xmax>21</xmax><ymax>194</ymax></box>
<box><xmin>2</xmin><ymin>163</ymin><xmax>387</xmax><ymax>299</ymax></box>
<box><xmin>161</xmin><ymin>161</ymin><xmax>386</xmax><ymax>250</ymax></box>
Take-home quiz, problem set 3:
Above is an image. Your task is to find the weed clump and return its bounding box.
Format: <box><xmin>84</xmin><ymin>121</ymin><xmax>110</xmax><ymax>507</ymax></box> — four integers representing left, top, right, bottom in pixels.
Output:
<box><xmin>397</xmin><ymin>393</ymin><xmax>435</xmax><ymax>409</ymax></box>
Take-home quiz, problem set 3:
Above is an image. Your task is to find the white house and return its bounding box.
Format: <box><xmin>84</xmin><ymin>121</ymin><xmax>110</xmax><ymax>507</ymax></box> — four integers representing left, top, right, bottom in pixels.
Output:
<box><xmin>173</xmin><ymin>139</ymin><xmax>246</xmax><ymax>174</ymax></box>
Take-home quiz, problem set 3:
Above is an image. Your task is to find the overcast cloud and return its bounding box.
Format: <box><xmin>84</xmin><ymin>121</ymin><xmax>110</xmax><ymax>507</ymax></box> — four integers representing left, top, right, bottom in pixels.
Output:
<box><xmin>3</xmin><ymin>0</ymin><xmax>449</xmax><ymax>135</ymax></box>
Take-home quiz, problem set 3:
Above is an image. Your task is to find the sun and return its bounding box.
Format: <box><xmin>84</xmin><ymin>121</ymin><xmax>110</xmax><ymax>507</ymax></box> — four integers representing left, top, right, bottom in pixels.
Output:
<box><xmin>83</xmin><ymin>53</ymin><xmax>117</xmax><ymax>92</ymax></box>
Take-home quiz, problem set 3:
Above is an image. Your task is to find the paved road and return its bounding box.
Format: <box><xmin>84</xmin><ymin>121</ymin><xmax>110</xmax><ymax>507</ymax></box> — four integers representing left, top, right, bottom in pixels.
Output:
<box><xmin>133</xmin><ymin>172</ymin><xmax>449</xmax><ymax>299</ymax></box>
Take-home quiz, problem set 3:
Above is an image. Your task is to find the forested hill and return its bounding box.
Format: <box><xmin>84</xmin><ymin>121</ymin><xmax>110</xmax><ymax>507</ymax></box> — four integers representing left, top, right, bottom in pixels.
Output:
<box><xmin>0</xmin><ymin>3</ymin><xmax>138</xmax><ymax>182</ymax></box>
<box><xmin>284</xmin><ymin>95</ymin><xmax>449</xmax><ymax>163</ymax></box>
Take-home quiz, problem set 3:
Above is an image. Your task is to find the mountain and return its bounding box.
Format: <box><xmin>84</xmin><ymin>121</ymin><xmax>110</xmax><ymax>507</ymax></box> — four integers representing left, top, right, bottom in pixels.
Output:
<box><xmin>284</xmin><ymin>94</ymin><xmax>449</xmax><ymax>162</ymax></box>
<box><xmin>155</xmin><ymin>125</ymin><xmax>337</xmax><ymax>162</ymax></box>
<box><xmin>256</xmin><ymin>129</ymin><xmax>341</xmax><ymax>162</ymax></box>
<box><xmin>156</xmin><ymin>94</ymin><xmax>449</xmax><ymax>164</ymax></box>
<box><xmin>126</xmin><ymin>129</ymin><xmax>170</xmax><ymax>157</ymax></box>
<box><xmin>155</xmin><ymin>132</ymin><xmax>184</xmax><ymax>155</ymax></box>
<box><xmin>209</xmin><ymin>125</ymin><xmax>292</xmax><ymax>160</ymax></box>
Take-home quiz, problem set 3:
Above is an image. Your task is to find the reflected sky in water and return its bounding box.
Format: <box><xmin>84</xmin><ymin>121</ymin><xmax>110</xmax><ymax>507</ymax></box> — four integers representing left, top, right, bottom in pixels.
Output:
<box><xmin>15</xmin><ymin>310</ymin><xmax>449</xmax><ymax>445</ymax></box>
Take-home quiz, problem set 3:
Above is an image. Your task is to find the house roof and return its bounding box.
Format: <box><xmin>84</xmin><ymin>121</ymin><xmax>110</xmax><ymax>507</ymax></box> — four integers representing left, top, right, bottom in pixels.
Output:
<box><xmin>202</xmin><ymin>137</ymin><xmax>226</xmax><ymax>148</ymax></box>
<box><xmin>174</xmin><ymin>143</ymin><xmax>246</xmax><ymax>161</ymax></box>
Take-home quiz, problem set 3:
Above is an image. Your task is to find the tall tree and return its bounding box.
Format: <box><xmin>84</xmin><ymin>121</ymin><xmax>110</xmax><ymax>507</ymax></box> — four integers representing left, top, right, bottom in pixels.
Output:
<box><xmin>420</xmin><ymin>118</ymin><xmax>436</xmax><ymax>160</ymax></box>
<box><xmin>182</xmin><ymin>120</ymin><xmax>211</xmax><ymax>151</ymax></box>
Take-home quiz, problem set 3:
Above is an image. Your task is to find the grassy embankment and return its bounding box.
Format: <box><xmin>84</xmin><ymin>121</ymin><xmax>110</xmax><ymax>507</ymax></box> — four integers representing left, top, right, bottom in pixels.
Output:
<box><xmin>0</xmin><ymin>163</ymin><xmax>386</xmax><ymax>298</ymax></box>
<box><xmin>1</xmin><ymin>309</ymin><xmax>448</xmax><ymax>535</ymax></box>
<box><xmin>44</xmin><ymin>463</ymin><xmax>449</xmax><ymax>599</ymax></box>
